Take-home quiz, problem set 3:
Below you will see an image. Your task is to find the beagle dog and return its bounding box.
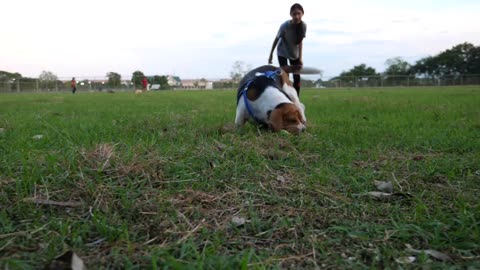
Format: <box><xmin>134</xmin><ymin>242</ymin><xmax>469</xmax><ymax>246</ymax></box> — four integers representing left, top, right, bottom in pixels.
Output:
<box><xmin>235</xmin><ymin>65</ymin><xmax>306</xmax><ymax>135</ymax></box>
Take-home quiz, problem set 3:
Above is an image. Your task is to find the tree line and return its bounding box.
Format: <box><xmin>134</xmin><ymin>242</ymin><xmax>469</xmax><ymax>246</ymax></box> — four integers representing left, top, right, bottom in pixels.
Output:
<box><xmin>0</xmin><ymin>70</ymin><xmax>172</xmax><ymax>91</ymax></box>
<box><xmin>330</xmin><ymin>42</ymin><xmax>480</xmax><ymax>84</ymax></box>
<box><xmin>2</xmin><ymin>42</ymin><xmax>479</xmax><ymax>90</ymax></box>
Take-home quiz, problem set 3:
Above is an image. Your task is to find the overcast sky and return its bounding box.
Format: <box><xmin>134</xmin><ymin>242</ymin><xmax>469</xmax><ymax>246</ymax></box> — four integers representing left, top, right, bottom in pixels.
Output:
<box><xmin>1</xmin><ymin>0</ymin><xmax>479</xmax><ymax>80</ymax></box>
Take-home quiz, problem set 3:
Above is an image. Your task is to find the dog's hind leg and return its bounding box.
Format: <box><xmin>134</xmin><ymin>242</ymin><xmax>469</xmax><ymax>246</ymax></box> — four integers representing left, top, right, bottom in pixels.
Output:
<box><xmin>235</xmin><ymin>102</ymin><xmax>249</xmax><ymax>128</ymax></box>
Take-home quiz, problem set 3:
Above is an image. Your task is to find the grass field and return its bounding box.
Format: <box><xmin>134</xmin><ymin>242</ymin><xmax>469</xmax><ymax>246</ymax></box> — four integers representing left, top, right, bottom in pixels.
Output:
<box><xmin>1</xmin><ymin>87</ymin><xmax>479</xmax><ymax>269</ymax></box>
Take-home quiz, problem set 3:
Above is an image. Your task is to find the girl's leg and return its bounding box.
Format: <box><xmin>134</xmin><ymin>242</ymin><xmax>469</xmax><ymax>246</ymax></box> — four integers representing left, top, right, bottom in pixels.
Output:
<box><xmin>289</xmin><ymin>59</ymin><xmax>301</xmax><ymax>96</ymax></box>
<box><xmin>277</xmin><ymin>56</ymin><xmax>288</xmax><ymax>68</ymax></box>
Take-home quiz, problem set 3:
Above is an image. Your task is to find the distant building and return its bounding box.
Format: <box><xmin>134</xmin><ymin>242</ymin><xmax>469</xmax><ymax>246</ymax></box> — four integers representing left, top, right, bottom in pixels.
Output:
<box><xmin>180</xmin><ymin>79</ymin><xmax>213</xmax><ymax>90</ymax></box>
<box><xmin>150</xmin><ymin>84</ymin><xmax>161</xmax><ymax>90</ymax></box>
<box><xmin>167</xmin><ymin>76</ymin><xmax>181</xmax><ymax>88</ymax></box>
<box><xmin>205</xmin><ymin>81</ymin><xmax>213</xmax><ymax>89</ymax></box>
<box><xmin>212</xmin><ymin>78</ymin><xmax>235</xmax><ymax>89</ymax></box>
<box><xmin>218</xmin><ymin>78</ymin><xmax>233</xmax><ymax>82</ymax></box>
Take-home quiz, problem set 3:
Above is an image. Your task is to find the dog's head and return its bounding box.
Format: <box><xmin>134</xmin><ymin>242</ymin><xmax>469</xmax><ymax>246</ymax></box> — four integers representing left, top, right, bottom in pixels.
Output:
<box><xmin>268</xmin><ymin>103</ymin><xmax>306</xmax><ymax>135</ymax></box>
<box><xmin>276</xmin><ymin>67</ymin><xmax>307</xmax><ymax>124</ymax></box>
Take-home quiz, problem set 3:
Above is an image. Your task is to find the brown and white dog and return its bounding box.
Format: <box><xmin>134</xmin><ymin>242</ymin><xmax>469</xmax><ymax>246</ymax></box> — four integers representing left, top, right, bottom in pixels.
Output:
<box><xmin>235</xmin><ymin>65</ymin><xmax>306</xmax><ymax>134</ymax></box>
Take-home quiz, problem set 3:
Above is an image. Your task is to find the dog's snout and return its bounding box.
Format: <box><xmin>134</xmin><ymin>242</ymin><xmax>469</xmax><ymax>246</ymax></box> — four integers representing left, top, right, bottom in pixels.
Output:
<box><xmin>298</xmin><ymin>124</ymin><xmax>306</xmax><ymax>133</ymax></box>
<box><xmin>286</xmin><ymin>124</ymin><xmax>306</xmax><ymax>135</ymax></box>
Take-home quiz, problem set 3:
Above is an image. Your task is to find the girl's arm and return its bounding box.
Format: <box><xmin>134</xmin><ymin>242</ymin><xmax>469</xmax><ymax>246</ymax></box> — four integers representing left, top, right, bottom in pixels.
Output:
<box><xmin>268</xmin><ymin>37</ymin><xmax>280</xmax><ymax>64</ymax></box>
<box><xmin>299</xmin><ymin>41</ymin><xmax>303</xmax><ymax>65</ymax></box>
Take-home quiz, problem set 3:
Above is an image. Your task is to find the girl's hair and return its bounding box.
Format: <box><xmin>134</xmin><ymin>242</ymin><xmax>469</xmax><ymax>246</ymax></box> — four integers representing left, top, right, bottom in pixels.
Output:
<box><xmin>290</xmin><ymin>3</ymin><xmax>304</xmax><ymax>14</ymax></box>
<box><xmin>290</xmin><ymin>3</ymin><xmax>305</xmax><ymax>44</ymax></box>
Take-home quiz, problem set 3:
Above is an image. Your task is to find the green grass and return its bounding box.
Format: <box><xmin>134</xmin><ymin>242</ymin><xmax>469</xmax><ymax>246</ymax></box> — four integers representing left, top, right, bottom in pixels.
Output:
<box><xmin>1</xmin><ymin>87</ymin><xmax>479</xmax><ymax>269</ymax></box>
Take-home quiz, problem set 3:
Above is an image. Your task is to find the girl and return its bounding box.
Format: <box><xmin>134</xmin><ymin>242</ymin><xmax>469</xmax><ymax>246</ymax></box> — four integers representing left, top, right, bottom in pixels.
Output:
<box><xmin>268</xmin><ymin>3</ymin><xmax>306</xmax><ymax>96</ymax></box>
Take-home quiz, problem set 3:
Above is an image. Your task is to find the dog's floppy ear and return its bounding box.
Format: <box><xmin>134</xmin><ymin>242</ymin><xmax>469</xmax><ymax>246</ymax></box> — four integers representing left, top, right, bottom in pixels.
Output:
<box><xmin>278</xmin><ymin>67</ymin><xmax>294</xmax><ymax>87</ymax></box>
<box><xmin>267</xmin><ymin>108</ymin><xmax>284</xmax><ymax>132</ymax></box>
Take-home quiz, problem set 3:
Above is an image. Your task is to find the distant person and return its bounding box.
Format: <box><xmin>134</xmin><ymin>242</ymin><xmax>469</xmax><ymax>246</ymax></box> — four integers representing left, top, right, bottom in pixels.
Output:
<box><xmin>142</xmin><ymin>77</ymin><xmax>148</xmax><ymax>91</ymax></box>
<box><xmin>71</xmin><ymin>77</ymin><xmax>77</xmax><ymax>94</ymax></box>
<box><xmin>268</xmin><ymin>3</ymin><xmax>307</xmax><ymax>96</ymax></box>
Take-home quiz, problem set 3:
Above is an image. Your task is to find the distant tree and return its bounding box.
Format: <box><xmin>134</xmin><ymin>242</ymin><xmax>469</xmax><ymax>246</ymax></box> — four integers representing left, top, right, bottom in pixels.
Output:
<box><xmin>0</xmin><ymin>71</ymin><xmax>22</xmax><ymax>80</ymax></box>
<box><xmin>383</xmin><ymin>57</ymin><xmax>412</xmax><ymax>86</ymax></box>
<box><xmin>411</xmin><ymin>56</ymin><xmax>436</xmax><ymax>77</ymax></box>
<box><xmin>131</xmin><ymin>70</ymin><xmax>145</xmax><ymax>88</ymax></box>
<box><xmin>300</xmin><ymin>79</ymin><xmax>315</xmax><ymax>88</ymax></box>
<box><xmin>333</xmin><ymin>64</ymin><xmax>378</xmax><ymax>86</ymax></box>
<box><xmin>106</xmin><ymin>72</ymin><xmax>121</xmax><ymax>88</ymax></box>
<box><xmin>151</xmin><ymin>75</ymin><xmax>169</xmax><ymax>90</ymax></box>
<box><xmin>384</xmin><ymin>57</ymin><xmax>411</xmax><ymax>76</ymax></box>
<box><xmin>337</xmin><ymin>64</ymin><xmax>377</xmax><ymax>84</ymax></box>
<box><xmin>38</xmin><ymin>70</ymin><xmax>59</xmax><ymax>90</ymax></box>
<box><xmin>467</xmin><ymin>46</ymin><xmax>480</xmax><ymax>74</ymax></box>
<box><xmin>0</xmin><ymin>71</ymin><xmax>22</xmax><ymax>92</ymax></box>
<box><xmin>411</xmin><ymin>42</ymin><xmax>480</xmax><ymax>76</ymax></box>
<box><xmin>230</xmin><ymin>61</ymin><xmax>251</xmax><ymax>83</ymax></box>
<box><xmin>39</xmin><ymin>70</ymin><xmax>58</xmax><ymax>82</ymax></box>
<box><xmin>439</xmin><ymin>42</ymin><xmax>476</xmax><ymax>75</ymax></box>
<box><xmin>0</xmin><ymin>71</ymin><xmax>42</xmax><ymax>91</ymax></box>
<box><xmin>314</xmin><ymin>78</ymin><xmax>323</xmax><ymax>85</ymax></box>
<box><xmin>340</xmin><ymin>64</ymin><xmax>377</xmax><ymax>77</ymax></box>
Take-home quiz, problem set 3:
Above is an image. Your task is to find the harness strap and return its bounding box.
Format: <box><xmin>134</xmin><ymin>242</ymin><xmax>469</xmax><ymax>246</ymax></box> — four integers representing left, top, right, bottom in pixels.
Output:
<box><xmin>240</xmin><ymin>69</ymin><xmax>282</xmax><ymax>124</ymax></box>
<box><xmin>263</xmin><ymin>69</ymin><xmax>282</xmax><ymax>79</ymax></box>
<box><xmin>242</xmin><ymin>83</ymin><xmax>262</xmax><ymax>124</ymax></box>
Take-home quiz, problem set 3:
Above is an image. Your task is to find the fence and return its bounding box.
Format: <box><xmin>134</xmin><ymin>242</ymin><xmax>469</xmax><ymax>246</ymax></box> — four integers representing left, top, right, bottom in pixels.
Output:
<box><xmin>318</xmin><ymin>74</ymin><xmax>480</xmax><ymax>88</ymax></box>
<box><xmin>1</xmin><ymin>74</ymin><xmax>480</xmax><ymax>93</ymax></box>
<box><xmin>0</xmin><ymin>75</ymin><xmax>215</xmax><ymax>93</ymax></box>
<box><xmin>0</xmin><ymin>76</ymin><xmax>138</xmax><ymax>93</ymax></box>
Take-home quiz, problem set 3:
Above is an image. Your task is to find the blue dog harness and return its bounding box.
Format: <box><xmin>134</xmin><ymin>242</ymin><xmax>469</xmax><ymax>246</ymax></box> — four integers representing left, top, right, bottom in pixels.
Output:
<box><xmin>239</xmin><ymin>69</ymin><xmax>283</xmax><ymax>124</ymax></box>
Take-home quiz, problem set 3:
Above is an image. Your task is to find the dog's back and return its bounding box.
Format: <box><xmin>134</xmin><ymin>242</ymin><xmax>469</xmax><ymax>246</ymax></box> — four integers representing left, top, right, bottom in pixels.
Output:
<box><xmin>237</xmin><ymin>65</ymin><xmax>284</xmax><ymax>103</ymax></box>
